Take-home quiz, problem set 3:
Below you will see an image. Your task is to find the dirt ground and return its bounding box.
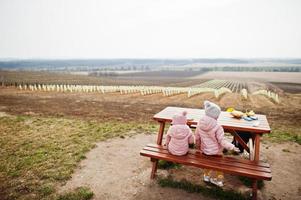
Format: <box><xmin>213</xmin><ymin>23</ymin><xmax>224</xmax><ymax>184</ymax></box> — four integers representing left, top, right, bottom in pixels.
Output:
<box><xmin>59</xmin><ymin>134</ymin><xmax>301</xmax><ymax>200</ymax></box>
<box><xmin>59</xmin><ymin>134</ymin><xmax>210</xmax><ymax>200</ymax></box>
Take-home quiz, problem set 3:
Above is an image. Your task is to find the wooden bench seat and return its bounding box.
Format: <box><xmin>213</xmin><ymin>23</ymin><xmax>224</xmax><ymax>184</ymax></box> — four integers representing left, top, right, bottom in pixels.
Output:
<box><xmin>140</xmin><ymin>143</ymin><xmax>272</xmax><ymax>200</ymax></box>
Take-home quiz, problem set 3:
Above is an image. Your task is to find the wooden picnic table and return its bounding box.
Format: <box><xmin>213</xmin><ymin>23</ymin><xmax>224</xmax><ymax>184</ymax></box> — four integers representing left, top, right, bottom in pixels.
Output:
<box><xmin>153</xmin><ymin>106</ymin><xmax>271</xmax><ymax>162</ymax></box>
<box><xmin>142</xmin><ymin>106</ymin><xmax>271</xmax><ymax>200</ymax></box>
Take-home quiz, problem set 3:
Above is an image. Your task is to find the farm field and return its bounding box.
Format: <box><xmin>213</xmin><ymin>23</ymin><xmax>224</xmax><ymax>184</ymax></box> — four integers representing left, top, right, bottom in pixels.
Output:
<box><xmin>0</xmin><ymin>71</ymin><xmax>301</xmax><ymax>200</ymax></box>
<box><xmin>190</xmin><ymin>71</ymin><xmax>301</xmax><ymax>84</ymax></box>
<box><xmin>0</xmin><ymin>70</ymin><xmax>204</xmax><ymax>87</ymax></box>
<box><xmin>2</xmin><ymin>70</ymin><xmax>301</xmax><ymax>91</ymax></box>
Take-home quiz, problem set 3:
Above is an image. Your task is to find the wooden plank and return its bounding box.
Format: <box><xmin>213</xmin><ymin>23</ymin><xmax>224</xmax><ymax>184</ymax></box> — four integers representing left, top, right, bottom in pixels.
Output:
<box><xmin>156</xmin><ymin>121</ymin><xmax>165</xmax><ymax>145</ymax></box>
<box><xmin>147</xmin><ymin>144</ymin><xmax>270</xmax><ymax>168</ymax></box>
<box><xmin>141</xmin><ymin>149</ymin><xmax>271</xmax><ymax>180</ymax></box>
<box><xmin>151</xmin><ymin>159</ymin><xmax>158</xmax><ymax>179</ymax></box>
<box><xmin>140</xmin><ymin>150</ymin><xmax>272</xmax><ymax>180</ymax></box>
<box><xmin>254</xmin><ymin>135</ymin><xmax>261</xmax><ymax>162</ymax></box>
<box><xmin>143</xmin><ymin>146</ymin><xmax>271</xmax><ymax>173</ymax></box>
<box><xmin>217</xmin><ymin>120</ymin><xmax>270</xmax><ymax>128</ymax></box>
<box><xmin>151</xmin><ymin>121</ymin><xmax>166</xmax><ymax>179</ymax></box>
<box><xmin>144</xmin><ymin>146</ymin><xmax>271</xmax><ymax>172</ymax></box>
<box><xmin>252</xmin><ymin>180</ymin><xmax>258</xmax><ymax>200</ymax></box>
<box><xmin>153</xmin><ymin>107</ymin><xmax>271</xmax><ymax>134</ymax></box>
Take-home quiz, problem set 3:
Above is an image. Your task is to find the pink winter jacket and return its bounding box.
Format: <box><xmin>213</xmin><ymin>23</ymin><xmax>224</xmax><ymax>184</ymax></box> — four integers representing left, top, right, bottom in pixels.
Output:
<box><xmin>195</xmin><ymin>115</ymin><xmax>234</xmax><ymax>155</ymax></box>
<box><xmin>165</xmin><ymin>125</ymin><xmax>194</xmax><ymax>156</ymax></box>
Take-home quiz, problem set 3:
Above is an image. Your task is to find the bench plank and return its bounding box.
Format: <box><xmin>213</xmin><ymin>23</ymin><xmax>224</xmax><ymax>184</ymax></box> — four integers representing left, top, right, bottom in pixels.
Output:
<box><xmin>147</xmin><ymin>143</ymin><xmax>270</xmax><ymax>168</ymax></box>
<box><xmin>140</xmin><ymin>144</ymin><xmax>272</xmax><ymax>181</ymax></box>
<box><xmin>143</xmin><ymin>146</ymin><xmax>271</xmax><ymax>173</ymax></box>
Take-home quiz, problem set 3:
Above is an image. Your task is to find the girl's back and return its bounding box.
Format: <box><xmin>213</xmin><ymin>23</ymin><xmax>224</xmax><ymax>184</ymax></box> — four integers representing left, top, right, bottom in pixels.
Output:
<box><xmin>165</xmin><ymin>111</ymin><xmax>193</xmax><ymax>156</ymax></box>
<box><xmin>195</xmin><ymin>101</ymin><xmax>235</xmax><ymax>155</ymax></box>
<box><xmin>196</xmin><ymin>115</ymin><xmax>223</xmax><ymax>155</ymax></box>
<box><xmin>167</xmin><ymin>124</ymin><xmax>193</xmax><ymax>155</ymax></box>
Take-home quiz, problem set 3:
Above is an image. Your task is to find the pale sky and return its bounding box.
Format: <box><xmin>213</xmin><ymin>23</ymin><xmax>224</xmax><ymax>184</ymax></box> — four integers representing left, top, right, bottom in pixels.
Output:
<box><xmin>0</xmin><ymin>0</ymin><xmax>300</xmax><ymax>59</ymax></box>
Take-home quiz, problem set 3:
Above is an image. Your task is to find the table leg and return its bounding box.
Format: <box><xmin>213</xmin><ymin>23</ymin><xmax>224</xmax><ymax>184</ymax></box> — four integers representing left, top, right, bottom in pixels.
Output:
<box><xmin>254</xmin><ymin>134</ymin><xmax>261</xmax><ymax>162</ymax></box>
<box><xmin>156</xmin><ymin>121</ymin><xmax>165</xmax><ymax>145</ymax></box>
<box><xmin>252</xmin><ymin>134</ymin><xmax>262</xmax><ymax>199</ymax></box>
<box><xmin>150</xmin><ymin>159</ymin><xmax>158</xmax><ymax>179</ymax></box>
<box><xmin>252</xmin><ymin>179</ymin><xmax>258</xmax><ymax>200</ymax></box>
<box><xmin>151</xmin><ymin>121</ymin><xmax>165</xmax><ymax>179</ymax></box>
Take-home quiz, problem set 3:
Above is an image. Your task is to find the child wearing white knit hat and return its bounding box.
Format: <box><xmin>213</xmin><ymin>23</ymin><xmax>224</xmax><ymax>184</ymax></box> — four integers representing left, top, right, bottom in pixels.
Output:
<box><xmin>195</xmin><ymin>101</ymin><xmax>240</xmax><ymax>187</ymax></box>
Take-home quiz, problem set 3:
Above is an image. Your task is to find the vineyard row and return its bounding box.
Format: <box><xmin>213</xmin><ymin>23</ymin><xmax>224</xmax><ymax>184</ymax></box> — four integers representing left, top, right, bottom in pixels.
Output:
<box><xmin>5</xmin><ymin>83</ymin><xmax>280</xmax><ymax>103</ymax></box>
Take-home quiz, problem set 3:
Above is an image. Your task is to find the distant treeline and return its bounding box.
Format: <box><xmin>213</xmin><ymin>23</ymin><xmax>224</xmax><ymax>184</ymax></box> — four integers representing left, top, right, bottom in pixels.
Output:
<box><xmin>0</xmin><ymin>58</ymin><xmax>252</xmax><ymax>69</ymax></box>
<box><xmin>1</xmin><ymin>58</ymin><xmax>301</xmax><ymax>69</ymax></box>
<box><xmin>197</xmin><ymin>66</ymin><xmax>301</xmax><ymax>72</ymax></box>
<box><xmin>88</xmin><ymin>66</ymin><xmax>301</xmax><ymax>76</ymax></box>
<box><xmin>88</xmin><ymin>71</ymin><xmax>118</xmax><ymax>77</ymax></box>
<box><xmin>1</xmin><ymin>59</ymin><xmax>301</xmax><ymax>72</ymax></box>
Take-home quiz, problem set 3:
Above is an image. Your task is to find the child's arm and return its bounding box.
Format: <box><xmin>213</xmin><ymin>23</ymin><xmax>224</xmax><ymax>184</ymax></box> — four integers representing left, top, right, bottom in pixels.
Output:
<box><xmin>216</xmin><ymin>126</ymin><xmax>235</xmax><ymax>150</ymax></box>
<box><xmin>164</xmin><ymin>127</ymin><xmax>172</xmax><ymax>146</ymax></box>
<box><xmin>165</xmin><ymin>134</ymin><xmax>171</xmax><ymax>146</ymax></box>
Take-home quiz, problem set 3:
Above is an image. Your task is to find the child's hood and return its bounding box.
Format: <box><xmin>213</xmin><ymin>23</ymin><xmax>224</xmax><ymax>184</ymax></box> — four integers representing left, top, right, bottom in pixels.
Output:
<box><xmin>198</xmin><ymin>115</ymin><xmax>218</xmax><ymax>131</ymax></box>
<box><xmin>169</xmin><ymin>125</ymin><xmax>191</xmax><ymax>139</ymax></box>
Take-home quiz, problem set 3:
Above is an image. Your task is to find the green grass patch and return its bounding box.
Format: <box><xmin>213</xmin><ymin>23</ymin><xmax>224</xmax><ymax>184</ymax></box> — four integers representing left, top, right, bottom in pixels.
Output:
<box><xmin>264</xmin><ymin>127</ymin><xmax>301</xmax><ymax>144</ymax></box>
<box><xmin>158</xmin><ymin>176</ymin><xmax>248</xmax><ymax>200</ymax></box>
<box><xmin>0</xmin><ymin>115</ymin><xmax>158</xmax><ymax>200</ymax></box>
<box><xmin>38</xmin><ymin>184</ymin><xmax>55</xmax><ymax>197</ymax></box>
<box><xmin>158</xmin><ymin>160</ymin><xmax>181</xmax><ymax>170</ymax></box>
<box><xmin>57</xmin><ymin>187</ymin><xmax>93</xmax><ymax>200</ymax></box>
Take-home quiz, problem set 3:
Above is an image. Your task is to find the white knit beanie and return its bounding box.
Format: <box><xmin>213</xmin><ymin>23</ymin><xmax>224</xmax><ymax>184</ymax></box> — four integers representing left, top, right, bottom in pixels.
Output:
<box><xmin>204</xmin><ymin>100</ymin><xmax>221</xmax><ymax>119</ymax></box>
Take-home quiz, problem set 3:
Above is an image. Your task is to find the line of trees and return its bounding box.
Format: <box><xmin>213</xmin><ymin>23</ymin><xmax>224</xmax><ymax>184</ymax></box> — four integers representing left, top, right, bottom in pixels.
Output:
<box><xmin>193</xmin><ymin>66</ymin><xmax>301</xmax><ymax>72</ymax></box>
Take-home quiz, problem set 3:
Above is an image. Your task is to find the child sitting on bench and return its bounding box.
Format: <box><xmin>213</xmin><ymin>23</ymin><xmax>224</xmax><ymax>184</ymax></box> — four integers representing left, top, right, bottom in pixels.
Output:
<box><xmin>195</xmin><ymin>101</ymin><xmax>240</xmax><ymax>187</ymax></box>
<box><xmin>164</xmin><ymin>111</ymin><xmax>194</xmax><ymax>156</ymax></box>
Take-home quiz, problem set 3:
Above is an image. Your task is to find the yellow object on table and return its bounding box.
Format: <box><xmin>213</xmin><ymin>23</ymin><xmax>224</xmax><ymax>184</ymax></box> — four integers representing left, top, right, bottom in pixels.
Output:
<box><xmin>226</xmin><ymin>107</ymin><xmax>234</xmax><ymax>112</ymax></box>
<box><xmin>246</xmin><ymin>110</ymin><xmax>255</xmax><ymax>117</ymax></box>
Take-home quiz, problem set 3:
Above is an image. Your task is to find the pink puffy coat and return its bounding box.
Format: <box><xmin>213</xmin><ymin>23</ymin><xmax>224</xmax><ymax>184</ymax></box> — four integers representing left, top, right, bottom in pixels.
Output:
<box><xmin>195</xmin><ymin>115</ymin><xmax>234</xmax><ymax>155</ymax></box>
<box><xmin>165</xmin><ymin>111</ymin><xmax>194</xmax><ymax>156</ymax></box>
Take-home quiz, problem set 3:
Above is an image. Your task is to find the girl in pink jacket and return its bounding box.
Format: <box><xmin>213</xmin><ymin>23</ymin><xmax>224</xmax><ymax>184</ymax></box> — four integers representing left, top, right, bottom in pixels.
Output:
<box><xmin>195</xmin><ymin>101</ymin><xmax>239</xmax><ymax>187</ymax></box>
<box><xmin>165</xmin><ymin>111</ymin><xmax>194</xmax><ymax>156</ymax></box>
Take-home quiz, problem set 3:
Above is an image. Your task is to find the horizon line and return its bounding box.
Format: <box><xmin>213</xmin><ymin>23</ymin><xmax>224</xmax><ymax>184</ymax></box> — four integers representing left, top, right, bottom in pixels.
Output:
<box><xmin>1</xmin><ymin>57</ymin><xmax>301</xmax><ymax>60</ymax></box>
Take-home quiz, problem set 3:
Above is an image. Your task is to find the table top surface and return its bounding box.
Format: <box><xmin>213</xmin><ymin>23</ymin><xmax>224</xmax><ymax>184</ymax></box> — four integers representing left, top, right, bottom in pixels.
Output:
<box><xmin>153</xmin><ymin>106</ymin><xmax>271</xmax><ymax>134</ymax></box>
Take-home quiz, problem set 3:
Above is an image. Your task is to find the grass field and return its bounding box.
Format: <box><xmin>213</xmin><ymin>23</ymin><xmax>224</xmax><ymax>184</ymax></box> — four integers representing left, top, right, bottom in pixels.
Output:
<box><xmin>0</xmin><ymin>114</ymin><xmax>157</xmax><ymax>200</ymax></box>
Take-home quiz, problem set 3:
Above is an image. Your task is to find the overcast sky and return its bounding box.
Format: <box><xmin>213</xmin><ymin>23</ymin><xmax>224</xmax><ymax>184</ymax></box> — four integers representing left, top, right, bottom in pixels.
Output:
<box><xmin>0</xmin><ymin>0</ymin><xmax>300</xmax><ymax>59</ymax></box>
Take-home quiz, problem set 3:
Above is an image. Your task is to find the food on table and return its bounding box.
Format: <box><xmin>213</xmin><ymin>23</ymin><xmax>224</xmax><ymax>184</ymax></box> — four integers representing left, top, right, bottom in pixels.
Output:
<box><xmin>230</xmin><ymin>110</ymin><xmax>245</xmax><ymax>118</ymax></box>
<box><xmin>246</xmin><ymin>110</ymin><xmax>255</xmax><ymax>117</ymax></box>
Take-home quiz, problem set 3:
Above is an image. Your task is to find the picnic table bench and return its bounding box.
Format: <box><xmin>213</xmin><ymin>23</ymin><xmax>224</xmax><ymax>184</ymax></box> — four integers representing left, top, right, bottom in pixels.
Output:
<box><xmin>140</xmin><ymin>106</ymin><xmax>272</xmax><ymax>200</ymax></box>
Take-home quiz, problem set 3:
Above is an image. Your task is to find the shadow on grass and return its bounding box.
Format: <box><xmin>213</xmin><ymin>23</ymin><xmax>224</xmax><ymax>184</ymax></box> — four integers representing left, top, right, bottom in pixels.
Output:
<box><xmin>239</xmin><ymin>177</ymin><xmax>264</xmax><ymax>190</ymax></box>
<box><xmin>158</xmin><ymin>160</ymin><xmax>181</xmax><ymax>170</ymax></box>
<box><xmin>158</xmin><ymin>176</ymin><xmax>250</xmax><ymax>200</ymax></box>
